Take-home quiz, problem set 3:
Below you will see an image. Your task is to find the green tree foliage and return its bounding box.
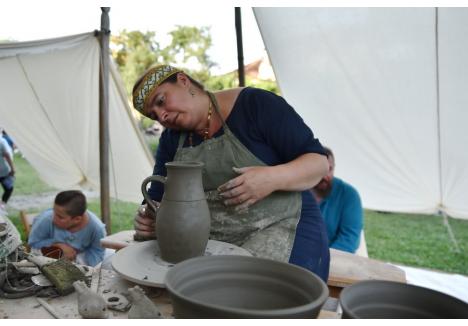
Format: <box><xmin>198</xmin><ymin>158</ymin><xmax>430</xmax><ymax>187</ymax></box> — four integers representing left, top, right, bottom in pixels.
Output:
<box><xmin>111</xmin><ymin>26</ymin><xmax>279</xmax><ymax>97</ymax></box>
<box><xmin>111</xmin><ymin>26</ymin><xmax>216</xmax><ymax>96</ymax></box>
<box><xmin>165</xmin><ymin>25</ymin><xmax>215</xmax><ymax>83</ymax></box>
<box><xmin>205</xmin><ymin>73</ymin><xmax>238</xmax><ymax>91</ymax></box>
<box><xmin>245</xmin><ymin>76</ymin><xmax>279</xmax><ymax>94</ymax></box>
<box><xmin>111</xmin><ymin>30</ymin><xmax>159</xmax><ymax>95</ymax></box>
<box><xmin>205</xmin><ymin>72</ymin><xmax>279</xmax><ymax>95</ymax></box>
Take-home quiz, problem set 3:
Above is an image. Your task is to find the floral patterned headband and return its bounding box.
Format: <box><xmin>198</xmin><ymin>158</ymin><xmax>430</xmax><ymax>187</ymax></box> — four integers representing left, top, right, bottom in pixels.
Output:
<box><xmin>132</xmin><ymin>65</ymin><xmax>182</xmax><ymax>116</ymax></box>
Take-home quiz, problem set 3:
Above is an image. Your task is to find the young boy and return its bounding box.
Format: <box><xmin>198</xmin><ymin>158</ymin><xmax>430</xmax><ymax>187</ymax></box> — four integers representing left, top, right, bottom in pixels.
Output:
<box><xmin>28</xmin><ymin>190</ymin><xmax>106</xmax><ymax>266</ymax></box>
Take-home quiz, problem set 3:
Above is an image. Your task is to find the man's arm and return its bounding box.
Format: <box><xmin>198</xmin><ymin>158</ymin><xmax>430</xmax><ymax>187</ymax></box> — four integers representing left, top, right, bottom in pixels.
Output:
<box><xmin>83</xmin><ymin>226</ymin><xmax>106</xmax><ymax>267</ymax></box>
<box><xmin>330</xmin><ymin>188</ymin><xmax>363</xmax><ymax>253</ymax></box>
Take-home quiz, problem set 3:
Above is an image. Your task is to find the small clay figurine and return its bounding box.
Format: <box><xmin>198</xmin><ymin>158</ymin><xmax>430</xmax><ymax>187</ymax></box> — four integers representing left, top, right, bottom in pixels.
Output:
<box><xmin>127</xmin><ymin>285</ymin><xmax>162</xmax><ymax>319</ymax></box>
<box><xmin>73</xmin><ymin>280</ymin><xmax>108</xmax><ymax>319</ymax></box>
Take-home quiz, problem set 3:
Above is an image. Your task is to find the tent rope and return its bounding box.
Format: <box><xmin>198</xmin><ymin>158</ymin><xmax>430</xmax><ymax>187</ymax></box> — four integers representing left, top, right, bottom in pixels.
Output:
<box><xmin>442</xmin><ymin>212</ymin><xmax>461</xmax><ymax>253</ymax></box>
<box><xmin>435</xmin><ymin>9</ymin><xmax>460</xmax><ymax>254</ymax></box>
<box><xmin>434</xmin><ymin>8</ymin><xmax>444</xmax><ymax>209</ymax></box>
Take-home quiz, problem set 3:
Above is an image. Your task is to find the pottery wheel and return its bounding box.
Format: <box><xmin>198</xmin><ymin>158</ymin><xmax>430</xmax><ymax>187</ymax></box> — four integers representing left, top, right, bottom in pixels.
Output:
<box><xmin>111</xmin><ymin>239</ymin><xmax>252</xmax><ymax>288</ymax></box>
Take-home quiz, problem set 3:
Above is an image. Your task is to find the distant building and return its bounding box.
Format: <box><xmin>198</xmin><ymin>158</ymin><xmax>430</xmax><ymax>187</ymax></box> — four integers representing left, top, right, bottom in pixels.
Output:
<box><xmin>243</xmin><ymin>52</ymin><xmax>276</xmax><ymax>81</ymax></box>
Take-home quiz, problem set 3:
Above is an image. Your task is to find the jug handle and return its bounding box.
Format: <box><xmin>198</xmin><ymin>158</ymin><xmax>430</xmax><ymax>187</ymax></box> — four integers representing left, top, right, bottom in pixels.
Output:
<box><xmin>141</xmin><ymin>175</ymin><xmax>166</xmax><ymax>214</ymax></box>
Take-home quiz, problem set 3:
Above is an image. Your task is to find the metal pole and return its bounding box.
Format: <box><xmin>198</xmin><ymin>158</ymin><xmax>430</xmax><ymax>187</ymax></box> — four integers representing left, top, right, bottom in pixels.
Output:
<box><xmin>235</xmin><ymin>7</ymin><xmax>245</xmax><ymax>87</ymax></box>
<box><xmin>99</xmin><ymin>7</ymin><xmax>111</xmax><ymax>234</ymax></box>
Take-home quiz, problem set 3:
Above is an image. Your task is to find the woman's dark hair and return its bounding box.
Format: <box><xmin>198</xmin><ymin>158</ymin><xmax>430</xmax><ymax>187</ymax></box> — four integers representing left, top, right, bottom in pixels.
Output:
<box><xmin>54</xmin><ymin>190</ymin><xmax>87</xmax><ymax>217</ymax></box>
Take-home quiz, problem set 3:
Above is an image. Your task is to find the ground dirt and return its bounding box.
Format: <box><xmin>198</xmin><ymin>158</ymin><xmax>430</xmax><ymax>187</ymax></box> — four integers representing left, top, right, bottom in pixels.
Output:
<box><xmin>7</xmin><ymin>190</ymin><xmax>99</xmax><ymax>211</ymax></box>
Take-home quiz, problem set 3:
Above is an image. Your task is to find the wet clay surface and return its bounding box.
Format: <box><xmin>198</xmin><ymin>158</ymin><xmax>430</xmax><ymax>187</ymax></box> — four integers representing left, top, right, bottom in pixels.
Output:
<box><xmin>112</xmin><ymin>239</ymin><xmax>251</xmax><ymax>288</ymax></box>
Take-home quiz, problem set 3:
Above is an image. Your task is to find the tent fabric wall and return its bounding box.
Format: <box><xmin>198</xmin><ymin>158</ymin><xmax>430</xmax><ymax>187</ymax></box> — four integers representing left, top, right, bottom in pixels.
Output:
<box><xmin>438</xmin><ymin>10</ymin><xmax>468</xmax><ymax>218</ymax></box>
<box><xmin>254</xmin><ymin>8</ymin><xmax>468</xmax><ymax>219</ymax></box>
<box><xmin>0</xmin><ymin>33</ymin><xmax>154</xmax><ymax>203</ymax></box>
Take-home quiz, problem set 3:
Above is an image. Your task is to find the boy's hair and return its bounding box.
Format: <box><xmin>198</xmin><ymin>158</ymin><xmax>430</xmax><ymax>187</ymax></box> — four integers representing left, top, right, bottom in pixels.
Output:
<box><xmin>54</xmin><ymin>190</ymin><xmax>87</xmax><ymax>217</ymax></box>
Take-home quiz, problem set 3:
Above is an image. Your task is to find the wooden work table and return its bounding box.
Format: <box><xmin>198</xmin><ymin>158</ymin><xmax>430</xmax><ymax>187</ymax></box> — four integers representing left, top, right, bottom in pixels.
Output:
<box><xmin>0</xmin><ymin>267</ymin><xmax>340</xmax><ymax>319</ymax></box>
<box><xmin>0</xmin><ymin>209</ymin><xmax>406</xmax><ymax>319</ymax></box>
<box><xmin>0</xmin><ymin>268</ymin><xmax>173</xmax><ymax>319</ymax></box>
<box><xmin>101</xmin><ymin>230</ymin><xmax>406</xmax><ymax>298</ymax></box>
<box><xmin>2</xmin><ymin>231</ymin><xmax>407</xmax><ymax>319</ymax></box>
<box><xmin>101</xmin><ymin>230</ymin><xmax>407</xmax><ymax>298</ymax></box>
<box><xmin>0</xmin><ymin>231</ymin><xmax>404</xmax><ymax>318</ymax></box>
<box><xmin>328</xmin><ymin>248</ymin><xmax>406</xmax><ymax>297</ymax></box>
<box><xmin>0</xmin><ymin>231</ymin><xmax>347</xmax><ymax>319</ymax></box>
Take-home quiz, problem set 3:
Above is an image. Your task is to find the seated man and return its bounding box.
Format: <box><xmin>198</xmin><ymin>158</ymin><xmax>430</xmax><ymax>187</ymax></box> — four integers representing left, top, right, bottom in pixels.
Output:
<box><xmin>311</xmin><ymin>147</ymin><xmax>363</xmax><ymax>253</ymax></box>
<box><xmin>28</xmin><ymin>190</ymin><xmax>106</xmax><ymax>266</ymax></box>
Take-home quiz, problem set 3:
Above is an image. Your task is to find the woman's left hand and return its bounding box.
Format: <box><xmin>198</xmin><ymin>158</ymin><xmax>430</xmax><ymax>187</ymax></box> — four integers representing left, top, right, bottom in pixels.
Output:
<box><xmin>218</xmin><ymin>153</ymin><xmax>329</xmax><ymax>211</ymax></box>
<box><xmin>218</xmin><ymin>166</ymin><xmax>276</xmax><ymax>211</ymax></box>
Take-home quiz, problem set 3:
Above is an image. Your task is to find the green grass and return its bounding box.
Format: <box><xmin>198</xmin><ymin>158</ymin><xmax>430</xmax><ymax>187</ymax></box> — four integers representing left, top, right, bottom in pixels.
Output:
<box><xmin>6</xmin><ymin>153</ymin><xmax>58</xmax><ymax>240</ymax></box>
<box><xmin>6</xmin><ymin>200</ymin><xmax>139</xmax><ymax>243</ymax></box>
<box><xmin>365</xmin><ymin>210</ymin><xmax>468</xmax><ymax>275</ymax></box>
<box><xmin>87</xmin><ymin>199</ymin><xmax>139</xmax><ymax>234</ymax></box>
<box><xmin>6</xmin><ymin>210</ymin><xmax>29</xmax><ymax>241</ymax></box>
<box><xmin>7</xmin><ymin>153</ymin><xmax>139</xmax><ymax>240</ymax></box>
<box><xmin>13</xmin><ymin>154</ymin><xmax>57</xmax><ymax>194</ymax></box>
<box><xmin>5</xmin><ymin>153</ymin><xmax>468</xmax><ymax>276</ymax></box>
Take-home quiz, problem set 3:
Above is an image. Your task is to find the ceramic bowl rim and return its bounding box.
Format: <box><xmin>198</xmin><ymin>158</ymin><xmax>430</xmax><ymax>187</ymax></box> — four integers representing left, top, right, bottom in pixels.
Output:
<box><xmin>165</xmin><ymin>255</ymin><xmax>329</xmax><ymax>317</ymax></box>
<box><xmin>339</xmin><ymin>279</ymin><xmax>468</xmax><ymax>319</ymax></box>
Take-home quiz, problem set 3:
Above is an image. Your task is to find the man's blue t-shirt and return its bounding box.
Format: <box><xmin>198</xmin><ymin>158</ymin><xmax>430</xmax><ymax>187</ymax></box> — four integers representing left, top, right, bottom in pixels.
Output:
<box><xmin>319</xmin><ymin>177</ymin><xmax>363</xmax><ymax>253</ymax></box>
<box><xmin>28</xmin><ymin>209</ymin><xmax>106</xmax><ymax>266</ymax></box>
<box><xmin>146</xmin><ymin>87</ymin><xmax>330</xmax><ymax>281</ymax></box>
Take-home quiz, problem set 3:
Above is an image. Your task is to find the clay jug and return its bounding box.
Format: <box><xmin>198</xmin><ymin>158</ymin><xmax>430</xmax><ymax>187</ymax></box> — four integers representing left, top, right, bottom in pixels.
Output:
<box><xmin>141</xmin><ymin>161</ymin><xmax>210</xmax><ymax>263</ymax></box>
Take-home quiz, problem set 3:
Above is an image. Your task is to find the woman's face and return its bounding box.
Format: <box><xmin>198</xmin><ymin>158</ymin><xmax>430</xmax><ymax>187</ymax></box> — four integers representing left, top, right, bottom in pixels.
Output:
<box><xmin>52</xmin><ymin>204</ymin><xmax>81</xmax><ymax>230</ymax></box>
<box><xmin>144</xmin><ymin>74</ymin><xmax>198</xmax><ymax>130</ymax></box>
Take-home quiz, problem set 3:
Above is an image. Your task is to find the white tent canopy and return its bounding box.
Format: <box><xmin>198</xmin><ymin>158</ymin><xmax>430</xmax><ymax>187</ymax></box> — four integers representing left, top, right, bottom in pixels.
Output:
<box><xmin>255</xmin><ymin>8</ymin><xmax>468</xmax><ymax>219</ymax></box>
<box><xmin>0</xmin><ymin>33</ymin><xmax>154</xmax><ymax>203</ymax></box>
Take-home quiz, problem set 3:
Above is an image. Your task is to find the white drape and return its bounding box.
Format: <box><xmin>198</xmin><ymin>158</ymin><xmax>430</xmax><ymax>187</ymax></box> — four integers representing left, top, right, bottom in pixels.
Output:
<box><xmin>0</xmin><ymin>33</ymin><xmax>154</xmax><ymax>203</ymax></box>
<box><xmin>255</xmin><ymin>8</ymin><xmax>468</xmax><ymax>219</ymax></box>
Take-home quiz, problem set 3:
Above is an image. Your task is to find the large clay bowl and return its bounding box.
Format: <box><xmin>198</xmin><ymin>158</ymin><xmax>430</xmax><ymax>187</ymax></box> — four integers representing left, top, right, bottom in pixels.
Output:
<box><xmin>165</xmin><ymin>255</ymin><xmax>329</xmax><ymax>318</ymax></box>
<box><xmin>339</xmin><ymin>280</ymin><xmax>468</xmax><ymax>318</ymax></box>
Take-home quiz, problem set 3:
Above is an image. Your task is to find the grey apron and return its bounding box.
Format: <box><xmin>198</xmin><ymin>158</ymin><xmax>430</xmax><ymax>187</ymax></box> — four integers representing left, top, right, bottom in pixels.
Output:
<box><xmin>173</xmin><ymin>92</ymin><xmax>302</xmax><ymax>262</ymax></box>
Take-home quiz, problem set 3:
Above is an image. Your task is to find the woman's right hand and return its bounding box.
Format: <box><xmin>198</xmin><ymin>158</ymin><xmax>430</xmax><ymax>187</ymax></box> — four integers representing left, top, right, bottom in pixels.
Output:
<box><xmin>133</xmin><ymin>202</ymin><xmax>159</xmax><ymax>239</ymax></box>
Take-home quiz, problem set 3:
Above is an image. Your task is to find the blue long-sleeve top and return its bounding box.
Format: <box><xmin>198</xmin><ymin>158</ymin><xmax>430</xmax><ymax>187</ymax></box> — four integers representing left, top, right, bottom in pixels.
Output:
<box><xmin>28</xmin><ymin>208</ymin><xmax>106</xmax><ymax>266</ymax></box>
<box><xmin>318</xmin><ymin>177</ymin><xmax>363</xmax><ymax>253</ymax></box>
<box><xmin>147</xmin><ymin>87</ymin><xmax>327</xmax><ymax>199</ymax></box>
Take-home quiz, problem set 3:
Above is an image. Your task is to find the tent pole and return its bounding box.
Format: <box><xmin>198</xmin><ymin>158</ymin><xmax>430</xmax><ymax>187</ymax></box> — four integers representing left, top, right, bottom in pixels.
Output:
<box><xmin>235</xmin><ymin>7</ymin><xmax>245</xmax><ymax>87</ymax></box>
<box><xmin>99</xmin><ymin>7</ymin><xmax>111</xmax><ymax>234</ymax></box>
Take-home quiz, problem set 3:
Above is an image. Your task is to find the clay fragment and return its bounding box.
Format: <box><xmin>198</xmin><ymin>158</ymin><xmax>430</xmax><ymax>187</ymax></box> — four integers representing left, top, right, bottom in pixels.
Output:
<box><xmin>73</xmin><ymin>280</ymin><xmax>108</xmax><ymax>319</ymax></box>
<box><xmin>127</xmin><ymin>285</ymin><xmax>162</xmax><ymax>319</ymax></box>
